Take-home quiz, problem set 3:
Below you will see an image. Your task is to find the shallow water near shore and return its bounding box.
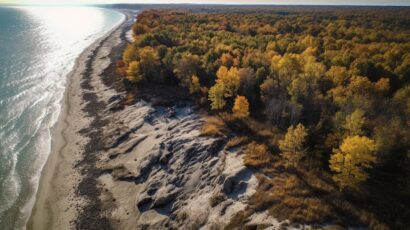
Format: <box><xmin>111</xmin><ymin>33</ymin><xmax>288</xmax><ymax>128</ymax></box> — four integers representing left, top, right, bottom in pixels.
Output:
<box><xmin>0</xmin><ymin>6</ymin><xmax>124</xmax><ymax>229</ymax></box>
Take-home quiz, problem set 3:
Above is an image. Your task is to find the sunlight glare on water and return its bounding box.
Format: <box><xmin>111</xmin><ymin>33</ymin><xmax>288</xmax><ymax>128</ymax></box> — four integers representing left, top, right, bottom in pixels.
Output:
<box><xmin>0</xmin><ymin>6</ymin><xmax>124</xmax><ymax>230</ymax></box>
<box><xmin>26</xmin><ymin>7</ymin><xmax>105</xmax><ymax>47</ymax></box>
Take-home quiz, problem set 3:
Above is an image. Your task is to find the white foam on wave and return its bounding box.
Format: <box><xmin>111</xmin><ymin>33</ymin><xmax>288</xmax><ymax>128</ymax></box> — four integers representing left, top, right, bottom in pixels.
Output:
<box><xmin>0</xmin><ymin>152</ymin><xmax>21</xmax><ymax>216</ymax></box>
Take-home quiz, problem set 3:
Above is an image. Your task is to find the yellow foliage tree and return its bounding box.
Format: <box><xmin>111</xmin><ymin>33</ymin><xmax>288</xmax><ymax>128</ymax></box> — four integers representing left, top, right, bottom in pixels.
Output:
<box><xmin>374</xmin><ymin>78</ymin><xmax>390</xmax><ymax>95</ymax></box>
<box><xmin>138</xmin><ymin>47</ymin><xmax>160</xmax><ymax>81</ymax></box>
<box><xmin>343</xmin><ymin>109</ymin><xmax>367</xmax><ymax>136</ymax></box>
<box><xmin>123</xmin><ymin>44</ymin><xmax>137</xmax><ymax>64</ymax></box>
<box><xmin>302</xmin><ymin>55</ymin><xmax>326</xmax><ymax>79</ymax></box>
<box><xmin>325</xmin><ymin>66</ymin><xmax>348</xmax><ymax>86</ymax></box>
<box><xmin>232</xmin><ymin>95</ymin><xmax>250</xmax><ymax>119</ymax></box>
<box><xmin>208</xmin><ymin>66</ymin><xmax>241</xmax><ymax>110</ymax></box>
<box><xmin>216</xmin><ymin>66</ymin><xmax>240</xmax><ymax>98</ymax></box>
<box><xmin>278</xmin><ymin>124</ymin><xmax>308</xmax><ymax>167</ymax></box>
<box><xmin>220</xmin><ymin>53</ymin><xmax>234</xmax><ymax>67</ymax></box>
<box><xmin>126</xmin><ymin>61</ymin><xmax>143</xmax><ymax>83</ymax></box>
<box><xmin>276</xmin><ymin>54</ymin><xmax>301</xmax><ymax>79</ymax></box>
<box><xmin>189</xmin><ymin>75</ymin><xmax>201</xmax><ymax>94</ymax></box>
<box><xmin>329</xmin><ymin>135</ymin><xmax>377</xmax><ymax>190</ymax></box>
<box><xmin>208</xmin><ymin>83</ymin><xmax>226</xmax><ymax>110</ymax></box>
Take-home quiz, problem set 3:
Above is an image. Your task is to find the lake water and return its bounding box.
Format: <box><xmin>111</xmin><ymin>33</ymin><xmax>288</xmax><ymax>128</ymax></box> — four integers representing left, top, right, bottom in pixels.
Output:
<box><xmin>0</xmin><ymin>6</ymin><xmax>124</xmax><ymax>229</ymax></box>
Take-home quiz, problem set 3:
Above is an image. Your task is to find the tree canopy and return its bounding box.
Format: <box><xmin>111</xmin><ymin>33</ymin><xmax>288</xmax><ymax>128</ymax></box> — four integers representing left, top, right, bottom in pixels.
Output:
<box><xmin>120</xmin><ymin>8</ymin><xmax>410</xmax><ymax>227</ymax></box>
<box><xmin>232</xmin><ymin>95</ymin><xmax>250</xmax><ymax>119</ymax></box>
<box><xmin>329</xmin><ymin>135</ymin><xmax>377</xmax><ymax>190</ymax></box>
<box><xmin>279</xmin><ymin>124</ymin><xmax>308</xmax><ymax>167</ymax></box>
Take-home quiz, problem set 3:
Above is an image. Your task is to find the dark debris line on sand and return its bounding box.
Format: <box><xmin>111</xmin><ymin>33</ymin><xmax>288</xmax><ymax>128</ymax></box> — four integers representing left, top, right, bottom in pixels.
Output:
<box><xmin>72</xmin><ymin>11</ymin><xmax>133</xmax><ymax>230</ymax></box>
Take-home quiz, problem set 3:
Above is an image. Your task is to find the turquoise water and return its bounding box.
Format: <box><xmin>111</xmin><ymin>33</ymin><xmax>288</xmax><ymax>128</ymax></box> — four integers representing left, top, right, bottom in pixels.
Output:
<box><xmin>0</xmin><ymin>6</ymin><xmax>124</xmax><ymax>229</ymax></box>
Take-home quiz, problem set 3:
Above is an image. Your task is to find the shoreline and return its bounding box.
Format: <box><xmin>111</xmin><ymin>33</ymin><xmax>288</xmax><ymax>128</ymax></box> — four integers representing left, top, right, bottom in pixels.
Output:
<box><xmin>26</xmin><ymin>7</ymin><xmax>263</xmax><ymax>230</ymax></box>
<box><xmin>27</xmin><ymin>9</ymin><xmax>132</xmax><ymax>230</ymax></box>
<box><xmin>27</xmin><ymin>7</ymin><xmax>265</xmax><ymax>230</ymax></box>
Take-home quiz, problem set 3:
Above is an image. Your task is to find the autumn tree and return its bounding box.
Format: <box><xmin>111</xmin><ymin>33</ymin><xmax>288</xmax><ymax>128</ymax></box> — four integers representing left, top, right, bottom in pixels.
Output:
<box><xmin>374</xmin><ymin>78</ymin><xmax>390</xmax><ymax>95</ymax></box>
<box><xmin>208</xmin><ymin>66</ymin><xmax>241</xmax><ymax>110</ymax></box>
<box><xmin>279</xmin><ymin>124</ymin><xmax>308</xmax><ymax>167</ymax></box>
<box><xmin>132</xmin><ymin>23</ymin><xmax>147</xmax><ymax>36</ymax></box>
<box><xmin>238</xmin><ymin>67</ymin><xmax>258</xmax><ymax>104</ymax></box>
<box><xmin>329</xmin><ymin>135</ymin><xmax>377</xmax><ymax>190</ymax></box>
<box><xmin>220</xmin><ymin>53</ymin><xmax>234</xmax><ymax>67</ymax></box>
<box><xmin>123</xmin><ymin>44</ymin><xmax>137</xmax><ymax>64</ymax></box>
<box><xmin>343</xmin><ymin>109</ymin><xmax>367</xmax><ymax>136</ymax></box>
<box><xmin>138</xmin><ymin>47</ymin><xmax>161</xmax><ymax>82</ymax></box>
<box><xmin>126</xmin><ymin>61</ymin><xmax>142</xmax><ymax>83</ymax></box>
<box><xmin>208</xmin><ymin>83</ymin><xmax>226</xmax><ymax>110</ymax></box>
<box><xmin>189</xmin><ymin>75</ymin><xmax>201</xmax><ymax>94</ymax></box>
<box><xmin>232</xmin><ymin>95</ymin><xmax>250</xmax><ymax>119</ymax></box>
<box><xmin>274</xmin><ymin>54</ymin><xmax>302</xmax><ymax>81</ymax></box>
<box><xmin>174</xmin><ymin>52</ymin><xmax>202</xmax><ymax>88</ymax></box>
<box><xmin>325</xmin><ymin>66</ymin><xmax>349</xmax><ymax>86</ymax></box>
<box><xmin>260</xmin><ymin>77</ymin><xmax>292</xmax><ymax>126</ymax></box>
<box><xmin>290</xmin><ymin>55</ymin><xmax>325</xmax><ymax>110</ymax></box>
<box><xmin>215</xmin><ymin>66</ymin><xmax>240</xmax><ymax>98</ymax></box>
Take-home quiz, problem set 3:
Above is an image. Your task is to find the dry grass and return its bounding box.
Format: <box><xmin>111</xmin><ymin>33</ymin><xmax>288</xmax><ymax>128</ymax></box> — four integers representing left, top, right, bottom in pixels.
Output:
<box><xmin>200</xmin><ymin>116</ymin><xmax>226</xmax><ymax>137</ymax></box>
<box><xmin>244</xmin><ymin>173</ymin><xmax>336</xmax><ymax>225</ymax></box>
<box><xmin>243</xmin><ymin>142</ymin><xmax>272</xmax><ymax>167</ymax></box>
<box><xmin>225</xmin><ymin>136</ymin><xmax>249</xmax><ymax>150</ymax></box>
<box><xmin>219</xmin><ymin>112</ymin><xmax>236</xmax><ymax>123</ymax></box>
<box><xmin>231</xmin><ymin>163</ymin><xmax>392</xmax><ymax>229</ymax></box>
<box><xmin>246</xmin><ymin>119</ymin><xmax>275</xmax><ymax>137</ymax></box>
<box><xmin>201</xmin><ymin>124</ymin><xmax>221</xmax><ymax>136</ymax></box>
<box><xmin>244</xmin><ymin>119</ymin><xmax>283</xmax><ymax>148</ymax></box>
<box><xmin>269</xmin><ymin>172</ymin><xmax>336</xmax><ymax>223</ymax></box>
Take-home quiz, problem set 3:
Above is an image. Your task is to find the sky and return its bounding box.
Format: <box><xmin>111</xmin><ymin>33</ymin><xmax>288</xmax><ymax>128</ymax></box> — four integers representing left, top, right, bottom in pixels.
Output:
<box><xmin>0</xmin><ymin>0</ymin><xmax>409</xmax><ymax>5</ymax></box>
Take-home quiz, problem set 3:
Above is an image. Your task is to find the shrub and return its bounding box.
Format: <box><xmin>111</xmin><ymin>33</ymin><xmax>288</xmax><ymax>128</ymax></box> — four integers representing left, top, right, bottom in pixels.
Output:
<box><xmin>232</xmin><ymin>95</ymin><xmax>250</xmax><ymax>119</ymax></box>
<box><xmin>116</xmin><ymin>60</ymin><xmax>127</xmax><ymax>76</ymax></box>
<box><xmin>225</xmin><ymin>136</ymin><xmax>249</xmax><ymax>150</ymax></box>
<box><xmin>200</xmin><ymin>116</ymin><xmax>225</xmax><ymax>137</ymax></box>
<box><xmin>278</xmin><ymin>124</ymin><xmax>308</xmax><ymax>168</ymax></box>
<box><xmin>243</xmin><ymin>142</ymin><xmax>271</xmax><ymax>167</ymax></box>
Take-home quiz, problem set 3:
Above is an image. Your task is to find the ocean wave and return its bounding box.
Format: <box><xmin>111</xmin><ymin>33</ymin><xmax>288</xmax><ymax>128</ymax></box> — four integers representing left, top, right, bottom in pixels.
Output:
<box><xmin>0</xmin><ymin>150</ymin><xmax>21</xmax><ymax>218</ymax></box>
<box><xmin>0</xmin><ymin>6</ymin><xmax>125</xmax><ymax>229</ymax></box>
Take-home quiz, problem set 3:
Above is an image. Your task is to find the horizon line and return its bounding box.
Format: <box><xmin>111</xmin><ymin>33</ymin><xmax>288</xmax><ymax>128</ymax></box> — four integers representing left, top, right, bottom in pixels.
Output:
<box><xmin>1</xmin><ymin>3</ymin><xmax>410</xmax><ymax>6</ymax></box>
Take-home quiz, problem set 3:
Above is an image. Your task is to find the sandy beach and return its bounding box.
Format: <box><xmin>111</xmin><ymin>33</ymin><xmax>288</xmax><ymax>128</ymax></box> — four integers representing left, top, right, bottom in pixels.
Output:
<box><xmin>27</xmin><ymin>9</ymin><xmax>135</xmax><ymax>230</ymax></box>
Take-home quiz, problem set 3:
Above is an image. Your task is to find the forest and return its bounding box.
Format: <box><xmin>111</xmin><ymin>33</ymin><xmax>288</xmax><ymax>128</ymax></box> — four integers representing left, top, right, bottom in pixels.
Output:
<box><xmin>118</xmin><ymin>6</ymin><xmax>410</xmax><ymax>229</ymax></box>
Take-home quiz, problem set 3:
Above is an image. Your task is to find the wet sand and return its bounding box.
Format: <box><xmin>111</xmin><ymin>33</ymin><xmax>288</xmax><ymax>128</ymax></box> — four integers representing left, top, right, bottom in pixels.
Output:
<box><xmin>27</xmin><ymin>10</ymin><xmax>135</xmax><ymax>230</ymax></box>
